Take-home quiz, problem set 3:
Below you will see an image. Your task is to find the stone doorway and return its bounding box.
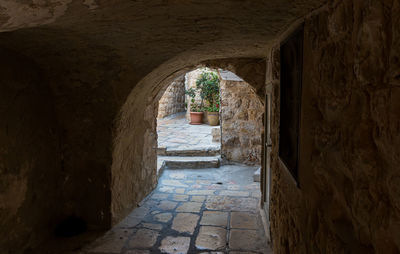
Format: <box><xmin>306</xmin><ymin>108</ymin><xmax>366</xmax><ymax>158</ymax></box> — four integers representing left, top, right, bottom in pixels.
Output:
<box><xmin>156</xmin><ymin>69</ymin><xmax>222</xmax><ymax>173</ymax></box>
<box><xmin>156</xmin><ymin>68</ymin><xmax>264</xmax><ymax>173</ymax></box>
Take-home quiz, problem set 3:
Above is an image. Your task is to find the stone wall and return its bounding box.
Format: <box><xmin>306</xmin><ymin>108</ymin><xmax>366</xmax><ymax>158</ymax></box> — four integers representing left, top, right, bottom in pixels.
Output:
<box><xmin>267</xmin><ymin>1</ymin><xmax>400</xmax><ymax>253</ymax></box>
<box><xmin>0</xmin><ymin>48</ymin><xmax>62</xmax><ymax>252</ymax></box>
<box><xmin>220</xmin><ymin>76</ymin><xmax>263</xmax><ymax>165</ymax></box>
<box><xmin>157</xmin><ymin>75</ymin><xmax>186</xmax><ymax>118</ymax></box>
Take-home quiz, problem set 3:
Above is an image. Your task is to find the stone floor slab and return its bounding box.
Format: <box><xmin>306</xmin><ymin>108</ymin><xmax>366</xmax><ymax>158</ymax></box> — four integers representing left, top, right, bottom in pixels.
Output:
<box><xmin>154</xmin><ymin>213</ymin><xmax>173</xmax><ymax>223</ymax></box>
<box><xmin>151</xmin><ymin>193</ymin><xmax>169</xmax><ymax>200</ymax></box>
<box><xmin>191</xmin><ymin>195</ymin><xmax>206</xmax><ymax>202</ymax></box>
<box><xmin>172</xmin><ymin>213</ymin><xmax>199</xmax><ymax>234</ymax></box>
<box><xmin>205</xmin><ymin>196</ymin><xmax>258</xmax><ymax>211</ymax></box>
<box><xmin>142</xmin><ymin>223</ymin><xmax>163</xmax><ymax>231</ymax></box>
<box><xmin>88</xmin><ymin>228</ymin><xmax>133</xmax><ymax>254</ymax></box>
<box><xmin>175</xmin><ymin>188</ymin><xmax>186</xmax><ymax>194</ymax></box>
<box><xmin>157</xmin><ymin>200</ymin><xmax>178</xmax><ymax>210</ymax></box>
<box><xmin>229</xmin><ymin>229</ymin><xmax>264</xmax><ymax>251</ymax></box>
<box><xmin>187</xmin><ymin>189</ymin><xmax>215</xmax><ymax>195</ymax></box>
<box><xmin>219</xmin><ymin>190</ymin><xmax>249</xmax><ymax>197</ymax></box>
<box><xmin>162</xmin><ymin>179</ymin><xmax>189</xmax><ymax>187</ymax></box>
<box><xmin>195</xmin><ymin>226</ymin><xmax>227</xmax><ymax>251</ymax></box>
<box><xmin>85</xmin><ymin>166</ymin><xmax>271</xmax><ymax>253</ymax></box>
<box><xmin>159</xmin><ymin>236</ymin><xmax>191</xmax><ymax>254</ymax></box>
<box><xmin>230</xmin><ymin>212</ymin><xmax>258</xmax><ymax>229</ymax></box>
<box><xmin>129</xmin><ymin>229</ymin><xmax>158</xmax><ymax>249</ymax></box>
<box><xmin>200</xmin><ymin>211</ymin><xmax>228</xmax><ymax>227</ymax></box>
<box><xmin>157</xmin><ymin>113</ymin><xmax>220</xmax><ymax>152</ymax></box>
<box><xmin>176</xmin><ymin>201</ymin><xmax>202</xmax><ymax>213</ymax></box>
<box><xmin>172</xmin><ymin>194</ymin><xmax>189</xmax><ymax>202</ymax></box>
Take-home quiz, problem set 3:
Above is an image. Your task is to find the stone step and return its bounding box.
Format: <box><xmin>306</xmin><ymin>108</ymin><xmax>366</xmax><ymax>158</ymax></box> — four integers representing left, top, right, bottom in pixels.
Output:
<box><xmin>157</xmin><ymin>146</ymin><xmax>220</xmax><ymax>157</ymax></box>
<box><xmin>157</xmin><ymin>156</ymin><xmax>220</xmax><ymax>171</ymax></box>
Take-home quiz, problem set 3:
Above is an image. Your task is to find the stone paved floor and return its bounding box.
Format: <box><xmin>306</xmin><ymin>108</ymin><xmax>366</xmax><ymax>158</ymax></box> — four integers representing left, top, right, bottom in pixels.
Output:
<box><xmin>85</xmin><ymin>165</ymin><xmax>272</xmax><ymax>254</ymax></box>
<box><xmin>157</xmin><ymin>113</ymin><xmax>220</xmax><ymax>151</ymax></box>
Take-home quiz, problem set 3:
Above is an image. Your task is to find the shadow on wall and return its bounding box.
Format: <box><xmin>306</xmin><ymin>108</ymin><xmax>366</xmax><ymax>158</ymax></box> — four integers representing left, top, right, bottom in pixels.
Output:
<box><xmin>0</xmin><ymin>48</ymin><xmax>62</xmax><ymax>252</ymax></box>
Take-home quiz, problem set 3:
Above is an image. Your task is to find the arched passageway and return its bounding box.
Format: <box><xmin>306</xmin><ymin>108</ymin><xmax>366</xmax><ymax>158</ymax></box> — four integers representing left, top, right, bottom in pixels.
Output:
<box><xmin>89</xmin><ymin>66</ymin><xmax>269</xmax><ymax>253</ymax></box>
<box><xmin>1</xmin><ymin>1</ymin><xmax>400</xmax><ymax>254</ymax></box>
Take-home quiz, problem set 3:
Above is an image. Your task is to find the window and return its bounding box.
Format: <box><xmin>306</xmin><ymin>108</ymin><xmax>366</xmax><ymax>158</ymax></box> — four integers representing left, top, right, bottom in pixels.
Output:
<box><xmin>279</xmin><ymin>25</ymin><xmax>304</xmax><ymax>184</ymax></box>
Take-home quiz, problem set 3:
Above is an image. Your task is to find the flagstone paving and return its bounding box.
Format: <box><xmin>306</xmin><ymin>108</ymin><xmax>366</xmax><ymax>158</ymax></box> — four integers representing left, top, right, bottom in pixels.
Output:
<box><xmin>157</xmin><ymin>113</ymin><xmax>220</xmax><ymax>152</ymax></box>
<box><xmin>85</xmin><ymin>165</ymin><xmax>272</xmax><ymax>254</ymax></box>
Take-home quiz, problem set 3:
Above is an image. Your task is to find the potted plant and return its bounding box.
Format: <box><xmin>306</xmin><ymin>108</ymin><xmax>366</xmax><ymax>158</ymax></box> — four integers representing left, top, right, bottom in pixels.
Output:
<box><xmin>205</xmin><ymin>97</ymin><xmax>220</xmax><ymax>126</ymax></box>
<box><xmin>185</xmin><ymin>87</ymin><xmax>204</xmax><ymax>125</ymax></box>
<box><xmin>196</xmin><ymin>71</ymin><xmax>220</xmax><ymax>126</ymax></box>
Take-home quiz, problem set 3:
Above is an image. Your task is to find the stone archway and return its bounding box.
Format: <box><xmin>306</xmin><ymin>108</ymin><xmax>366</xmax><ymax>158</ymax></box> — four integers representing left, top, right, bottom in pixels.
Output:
<box><xmin>111</xmin><ymin>58</ymin><xmax>266</xmax><ymax>224</ymax></box>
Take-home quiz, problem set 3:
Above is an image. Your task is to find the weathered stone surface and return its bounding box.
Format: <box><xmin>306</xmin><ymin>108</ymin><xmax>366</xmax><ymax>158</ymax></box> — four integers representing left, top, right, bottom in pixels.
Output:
<box><xmin>229</xmin><ymin>229</ymin><xmax>263</xmax><ymax>251</ymax></box>
<box><xmin>172</xmin><ymin>194</ymin><xmax>189</xmax><ymax>202</ymax></box>
<box><xmin>159</xmin><ymin>236</ymin><xmax>191</xmax><ymax>254</ymax></box>
<box><xmin>88</xmin><ymin>228</ymin><xmax>133</xmax><ymax>253</ymax></box>
<box><xmin>220</xmin><ymin>75</ymin><xmax>264</xmax><ymax>165</ymax></box>
<box><xmin>159</xmin><ymin>186</ymin><xmax>175</xmax><ymax>193</ymax></box>
<box><xmin>230</xmin><ymin>212</ymin><xmax>257</xmax><ymax>229</ymax></box>
<box><xmin>162</xmin><ymin>180</ymin><xmax>189</xmax><ymax>188</ymax></box>
<box><xmin>142</xmin><ymin>223</ymin><xmax>163</xmax><ymax>231</ymax></box>
<box><xmin>211</xmin><ymin>127</ymin><xmax>221</xmax><ymax>142</ymax></box>
<box><xmin>176</xmin><ymin>202</ymin><xmax>202</xmax><ymax>213</ymax></box>
<box><xmin>266</xmin><ymin>1</ymin><xmax>400</xmax><ymax>253</ymax></box>
<box><xmin>195</xmin><ymin>226</ymin><xmax>227</xmax><ymax>250</ymax></box>
<box><xmin>129</xmin><ymin>229</ymin><xmax>159</xmax><ymax>249</ymax></box>
<box><xmin>157</xmin><ymin>201</ymin><xmax>178</xmax><ymax>210</ymax></box>
<box><xmin>154</xmin><ymin>213</ymin><xmax>173</xmax><ymax>223</ymax></box>
<box><xmin>151</xmin><ymin>193</ymin><xmax>169</xmax><ymax>200</ymax></box>
<box><xmin>219</xmin><ymin>191</ymin><xmax>249</xmax><ymax>197</ymax></box>
<box><xmin>187</xmin><ymin>190</ymin><xmax>215</xmax><ymax>195</ymax></box>
<box><xmin>191</xmin><ymin>196</ymin><xmax>206</xmax><ymax>203</ymax></box>
<box><xmin>158</xmin><ymin>75</ymin><xmax>186</xmax><ymax>118</ymax></box>
<box><xmin>172</xmin><ymin>213</ymin><xmax>200</xmax><ymax>234</ymax></box>
<box><xmin>200</xmin><ymin>211</ymin><xmax>228</xmax><ymax>227</ymax></box>
<box><xmin>205</xmin><ymin>196</ymin><xmax>258</xmax><ymax>211</ymax></box>
<box><xmin>175</xmin><ymin>188</ymin><xmax>186</xmax><ymax>194</ymax></box>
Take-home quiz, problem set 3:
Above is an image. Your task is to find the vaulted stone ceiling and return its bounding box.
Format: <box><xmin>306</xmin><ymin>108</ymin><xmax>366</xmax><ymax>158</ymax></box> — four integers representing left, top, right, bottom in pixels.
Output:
<box><xmin>0</xmin><ymin>0</ymin><xmax>326</xmax><ymax>90</ymax></box>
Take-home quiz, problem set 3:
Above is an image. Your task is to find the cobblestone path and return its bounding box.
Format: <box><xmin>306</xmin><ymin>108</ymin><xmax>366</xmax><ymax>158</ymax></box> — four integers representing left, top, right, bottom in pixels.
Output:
<box><xmin>157</xmin><ymin>113</ymin><xmax>220</xmax><ymax>152</ymax></box>
<box><xmin>85</xmin><ymin>165</ymin><xmax>272</xmax><ymax>254</ymax></box>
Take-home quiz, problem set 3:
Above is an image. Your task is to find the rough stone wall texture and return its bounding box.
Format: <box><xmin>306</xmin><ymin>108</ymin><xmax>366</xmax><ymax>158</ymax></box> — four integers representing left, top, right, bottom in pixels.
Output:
<box><xmin>268</xmin><ymin>1</ymin><xmax>400</xmax><ymax>253</ymax></box>
<box><xmin>220</xmin><ymin>79</ymin><xmax>263</xmax><ymax>165</ymax></box>
<box><xmin>0</xmin><ymin>48</ymin><xmax>62</xmax><ymax>253</ymax></box>
<box><xmin>157</xmin><ymin>75</ymin><xmax>186</xmax><ymax>119</ymax></box>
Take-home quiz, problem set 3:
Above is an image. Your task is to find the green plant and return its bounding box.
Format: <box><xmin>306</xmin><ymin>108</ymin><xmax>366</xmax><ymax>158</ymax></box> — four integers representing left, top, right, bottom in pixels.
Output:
<box><xmin>185</xmin><ymin>87</ymin><xmax>203</xmax><ymax>112</ymax></box>
<box><xmin>205</xmin><ymin>104</ymin><xmax>219</xmax><ymax>112</ymax></box>
<box><xmin>185</xmin><ymin>87</ymin><xmax>196</xmax><ymax>98</ymax></box>
<box><xmin>190</xmin><ymin>101</ymin><xmax>203</xmax><ymax>112</ymax></box>
<box><xmin>196</xmin><ymin>71</ymin><xmax>220</xmax><ymax>112</ymax></box>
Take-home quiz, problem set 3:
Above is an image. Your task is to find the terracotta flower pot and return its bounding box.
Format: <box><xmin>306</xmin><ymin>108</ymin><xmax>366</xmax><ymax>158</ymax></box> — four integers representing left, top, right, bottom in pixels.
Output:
<box><xmin>190</xmin><ymin>112</ymin><xmax>204</xmax><ymax>125</ymax></box>
<box><xmin>207</xmin><ymin>112</ymin><xmax>219</xmax><ymax>126</ymax></box>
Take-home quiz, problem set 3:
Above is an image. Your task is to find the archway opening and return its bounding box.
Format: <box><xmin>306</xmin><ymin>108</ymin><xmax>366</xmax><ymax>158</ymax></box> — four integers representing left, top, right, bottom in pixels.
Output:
<box><xmin>87</xmin><ymin>64</ymin><xmax>270</xmax><ymax>253</ymax></box>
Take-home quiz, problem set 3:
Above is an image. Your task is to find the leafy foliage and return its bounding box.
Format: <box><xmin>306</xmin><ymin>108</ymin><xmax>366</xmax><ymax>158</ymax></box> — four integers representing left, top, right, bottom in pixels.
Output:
<box><xmin>196</xmin><ymin>71</ymin><xmax>220</xmax><ymax>112</ymax></box>
<box><xmin>185</xmin><ymin>87</ymin><xmax>203</xmax><ymax>112</ymax></box>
